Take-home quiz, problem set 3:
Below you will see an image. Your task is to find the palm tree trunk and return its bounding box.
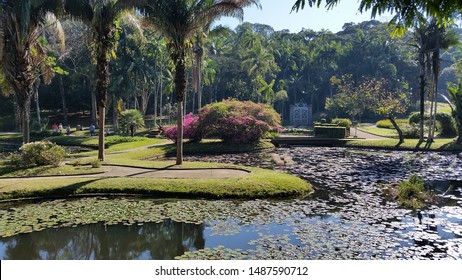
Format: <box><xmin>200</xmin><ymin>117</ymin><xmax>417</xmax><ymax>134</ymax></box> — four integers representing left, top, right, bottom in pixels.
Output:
<box><xmin>175</xmin><ymin>55</ymin><xmax>187</xmax><ymax>165</ymax></box>
<box><xmin>96</xmin><ymin>42</ymin><xmax>110</xmax><ymax>161</ymax></box>
<box><xmin>90</xmin><ymin>83</ymin><xmax>97</xmax><ymax>124</ymax></box>
<box><xmin>59</xmin><ymin>75</ymin><xmax>68</xmax><ymax>125</ymax></box>
<box><xmin>34</xmin><ymin>82</ymin><xmax>41</xmax><ymax>131</ymax></box>
<box><xmin>19</xmin><ymin>95</ymin><xmax>32</xmax><ymax>144</ymax></box>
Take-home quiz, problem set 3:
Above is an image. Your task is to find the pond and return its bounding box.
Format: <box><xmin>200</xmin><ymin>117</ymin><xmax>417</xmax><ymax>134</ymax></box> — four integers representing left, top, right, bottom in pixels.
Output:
<box><xmin>0</xmin><ymin>147</ymin><xmax>461</xmax><ymax>260</ymax></box>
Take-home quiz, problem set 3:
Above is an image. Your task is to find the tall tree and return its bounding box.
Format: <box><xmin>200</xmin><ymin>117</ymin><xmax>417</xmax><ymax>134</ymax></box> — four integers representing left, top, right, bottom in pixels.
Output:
<box><xmin>0</xmin><ymin>0</ymin><xmax>65</xmax><ymax>144</ymax></box>
<box><xmin>64</xmin><ymin>0</ymin><xmax>141</xmax><ymax>161</ymax></box>
<box><xmin>140</xmin><ymin>0</ymin><xmax>260</xmax><ymax>165</ymax></box>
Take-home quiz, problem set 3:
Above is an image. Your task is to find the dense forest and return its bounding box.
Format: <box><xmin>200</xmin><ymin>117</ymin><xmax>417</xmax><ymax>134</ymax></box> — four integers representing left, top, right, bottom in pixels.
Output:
<box><xmin>1</xmin><ymin>17</ymin><xmax>461</xmax><ymax>130</ymax></box>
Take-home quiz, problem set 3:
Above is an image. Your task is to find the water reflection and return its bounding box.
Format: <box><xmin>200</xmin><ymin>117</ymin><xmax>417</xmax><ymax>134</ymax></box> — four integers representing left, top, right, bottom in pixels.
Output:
<box><xmin>0</xmin><ymin>220</ymin><xmax>205</xmax><ymax>260</ymax></box>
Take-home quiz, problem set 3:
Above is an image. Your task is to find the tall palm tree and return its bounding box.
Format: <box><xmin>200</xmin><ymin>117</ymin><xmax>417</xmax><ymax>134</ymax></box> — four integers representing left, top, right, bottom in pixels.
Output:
<box><xmin>140</xmin><ymin>0</ymin><xmax>260</xmax><ymax>165</ymax></box>
<box><xmin>64</xmin><ymin>0</ymin><xmax>141</xmax><ymax>161</ymax></box>
<box><xmin>0</xmin><ymin>0</ymin><xmax>65</xmax><ymax>144</ymax></box>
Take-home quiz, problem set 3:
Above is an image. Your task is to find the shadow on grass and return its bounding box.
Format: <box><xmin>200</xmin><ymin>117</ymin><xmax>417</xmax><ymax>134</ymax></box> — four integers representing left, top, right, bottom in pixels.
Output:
<box><xmin>5</xmin><ymin>178</ymin><xmax>103</xmax><ymax>201</ymax></box>
<box><xmin>438</xmin><ymin>140</ymin><xmax>462</xmax><ymax>151</ymax></box>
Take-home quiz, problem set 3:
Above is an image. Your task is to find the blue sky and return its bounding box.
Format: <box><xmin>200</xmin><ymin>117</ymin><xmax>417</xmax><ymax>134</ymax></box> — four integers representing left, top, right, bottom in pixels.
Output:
<box><xmin>217</xmin><ymin>0</ymin><xmax>393</xmax><ymax>33</ymax></box>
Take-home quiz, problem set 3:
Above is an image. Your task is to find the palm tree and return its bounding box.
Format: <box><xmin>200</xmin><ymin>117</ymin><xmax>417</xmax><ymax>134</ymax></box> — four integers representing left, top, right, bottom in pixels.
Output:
<box><xmin>64</xmin><ymin>0</ymin><xmax>142</xmax><ymax>161</ymax></box>
<box><xmin>0</xmin><ymin>0</ymin><xmax>65</xmax><ymax>144</ymax></box>
<box><xmin>140</xmin><ymin>0</ymin><xmax>260</xmax><ymax>165</ymax></box>
<box><xmin>120</xmin><ymin>109</ymin><xmax>145</xmax><ymax>137</ymax></box>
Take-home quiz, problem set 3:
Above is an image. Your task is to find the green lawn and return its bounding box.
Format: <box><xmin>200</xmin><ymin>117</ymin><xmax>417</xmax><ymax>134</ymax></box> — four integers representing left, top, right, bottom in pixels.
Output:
<box><xmin>0</xmin><ymin>137</ymin><xmax>312</xmax><ymax>200</ymax></box>
<box><xmin>0</xmin><ymin>165</ymin><xmax>313</xmax><ymax>200</ymax></box>
<box><xmin>345</xmin><ymin>138</ymin><xmax>462</xmax><ymax>150</ymax></box>
<box><xmin>357</xmin><ymin>126</ymin><xmax>398</xmax><ymax>137</ymax></box>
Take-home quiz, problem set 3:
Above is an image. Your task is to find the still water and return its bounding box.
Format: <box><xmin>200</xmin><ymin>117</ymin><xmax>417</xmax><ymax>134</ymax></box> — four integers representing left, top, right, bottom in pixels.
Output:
<box><xmin>0</xmin><ymin>147</ymin><xmax>461</xmax><ymax>259</ymax></box>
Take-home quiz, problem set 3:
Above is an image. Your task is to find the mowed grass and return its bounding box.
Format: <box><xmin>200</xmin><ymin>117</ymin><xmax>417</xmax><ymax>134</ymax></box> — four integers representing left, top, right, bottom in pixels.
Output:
<box><xmin>357</xmin><ymin>126</ymin><xmax>398</xmax><ymax>137</ymax></box>
<box><xmin>0</xmin><ymin>138</ymin><xmax>312</xmax><ymax>200</ymax></box>
<box><xmin>345</xmin><ymin>138</ymin><xmax>462</xmax><ymax>150</ymax></box>
<box><xmin>0</xmin><ymin>164</ymin><xmax>108</xmax><ymax>177</ymax></box>
<box><xmin>0</xmin><ymin>166</ymin><xmax>313</xmax><ymax>200</ymax></box>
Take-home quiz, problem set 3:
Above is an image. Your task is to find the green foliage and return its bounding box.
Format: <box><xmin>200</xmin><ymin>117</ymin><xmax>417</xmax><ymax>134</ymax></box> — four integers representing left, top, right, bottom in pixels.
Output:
<box><xmin>332</xmin><ymin>118</ymin><xmax>352</xmax><ymax>129</ymax></box>
<box><xmin>90</xmin><ymin>159</ymin><xmax>102</xmax><ymax>168</ymax></box>
<box><xmin>448</xmin><ymin>81</ymin><xmax>462</xmax><ymax>141</ymax></box>
<box><xmin>409</xmin><ymin>112</ymin><xmax>457</xmax><ymax>137</ymax></box>
<box><xmin>9</xmin><ymin>141</ymin><xmax>66</xmax><ymax>167</ymax></box>
<box><xmin>314</xmin><ymin>126</ymin><xmax>347</xmax><ymax>138</ymax></box>
<box><xmin>119</xmin><ymin>109</ymin><xmax>145</xmax><ymax>137</ymax></box>
<box><xmin>402</xmin><ymin>124</ymin><xmax>420</xmax><ymax>139</ymax></box>
<box><xmin>397</xmin><ymin>175</ymin><xmax>431</xmax><ymax>209</ymax></box>
<box><xmin>376</xmin><ymin>118</ymin><xmax>408</xmax><ymax>129</ymax></box>
<box><xmin>198</xmin><ymin>99</ymin><xmax>282</xmax><ymax>144</ymax></box>
<box><xmin>408</xmin><ymin>111</ymin><xmax>428</xmax><ymax>124</ymax></box>
<box><xmin>436</xmin><ymin>112</ymin><xmax>457</xmax><ymax>137</ymax></box>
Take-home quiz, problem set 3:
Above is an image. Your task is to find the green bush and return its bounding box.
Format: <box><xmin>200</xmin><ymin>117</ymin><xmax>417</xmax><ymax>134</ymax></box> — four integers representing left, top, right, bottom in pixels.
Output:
<box><xmin>408</xmin><ymin>112</ymin><xmax>457</xmax><ymax>137</ymax></box>
<box><xmin>376</xmin><ymin>118</ymin><xmax>408</xmax><ymax>129</ymax></box>
<box><xmin>10</xmin><ymin>141</ymin><xmax>66</xmax><ymax>167</ymax></box>
<box><xmin>314</xmin><ymin>126</ymin><xmax>347</xmax><ymax>138</ymax></box>
<box><xmin>436</xmin><ymin>112</ymin><xmax>457</xmax><ymax>137</ymax></box>
<box><xmin>401</xmin><ymin>124</ymin><xmax>420</xmax><ymax>139</ymax></box>
<box><xmin>332</xmin><ymin>118</ymin><xmax>352</xmax><ymax>129</ymax></box>
<box><xmin>408</xmin><ymin>112</ymin><xmax>428</xmax><ymax>124</ymax></box>
<box><xmin>397</xmin><ymin>175</ymin><xmax>431</xmax><ymax>209</ymax></box>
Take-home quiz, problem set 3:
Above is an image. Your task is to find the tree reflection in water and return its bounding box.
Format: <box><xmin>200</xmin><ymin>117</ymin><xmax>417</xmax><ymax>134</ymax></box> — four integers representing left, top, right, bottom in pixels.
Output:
<box><xmin>0</xmin><ymin>220</ymin><xmax>205</xmax><ymax>260</ymax></box>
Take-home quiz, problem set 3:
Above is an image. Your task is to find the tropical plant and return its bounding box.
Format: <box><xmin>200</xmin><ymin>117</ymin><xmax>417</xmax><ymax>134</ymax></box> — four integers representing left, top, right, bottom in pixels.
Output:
<box><xmin>64</xmin><ymin>0</ymin><xmax>142</xmax><ymax>161</ymax></box>
<box><xmin>448</xmin><ymin>81</ymin><xmax>462</xmax><ymax>144</ymax></box>
<box><xmin>0</xmin><ymin>0</ymin><xmax>65</xmax><ymax>144</ymax></box>
<box><xmin>139</xmin><ymin>0</ymin><xmax>260</xmax><ymax>165</ymax></box>
<box><xmin>119</xmin><ymin>109</ymin><xmax>145</xmax><ymax>137</ymax></box>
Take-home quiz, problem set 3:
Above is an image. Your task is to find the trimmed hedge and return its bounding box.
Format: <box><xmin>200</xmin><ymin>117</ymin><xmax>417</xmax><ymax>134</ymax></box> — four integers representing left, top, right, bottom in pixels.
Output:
<box><xmin>314</xmin><ymin>126</ymin><xmax>347</xmax><ymax>138</ymax></box>
<box><xmin>332</xmin><ymin>118</ymin><xmax>352</xmax><ymax>129</ymax></box>
<box><xmin>408</xmin><ymin>112</ymin><xmax>457</xmax><ymax>137</ymax></box>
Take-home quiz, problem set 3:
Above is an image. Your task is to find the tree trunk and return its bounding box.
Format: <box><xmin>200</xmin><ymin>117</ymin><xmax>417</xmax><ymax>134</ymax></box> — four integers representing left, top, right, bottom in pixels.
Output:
<box><xmin>96</xmin><ymin>41</ymin><xmax>110</xmax><ymax>161</ymax></box>
<box><xmin>174</xmin><ymin>54</ymin><xmax>187</xmax><ymax>165</ymax></box>
<box><xmin>91</xmin><ymin>86</ymin><xmax>97</xmax><ymax>124</ymax></box>
<box><xmin>176</xmin><ymin>101</ymin><xmax>183</xmax><ymax>165</ymax></box>
<box><xmin>98</xmin><ymin>105</ymin><xmax>105</xmax><ymax>161</ymax></box>
<box><xmin>389</xmin><ymin>116</ymin><xmax>404</xmax><ymax>147</ymax></box>
<box><xmin>418</xmin><ymin>53</ymin><xmax>426</xmax><ymax>145</ymax></box>
<box><xmin>428</xmin><ymin>47</ymin><xmax>441</xmax><ymax>144</ymax></box>
<box><xmin>193</xmin><ymin>40</ymin><xmax>204</xmax><ymax>113</ymax></box>
<box><xmin>34</xmin><ymin>82</ymin><xmax>41</xmax><ymax>131</ymax></box>
<box><xmin>18</xmin><ymin>93</ymin><xmax>32</xmax><ymax>144</ymax></box>
<box><xmin>59</xmin><ymin>75</ymin><xmax>68</xmax><ymax>125</ymax></box>
<box><xmin>112</xmin><ymin>97</ymin><xmax>119</xmax><ymax>132</ymax></box>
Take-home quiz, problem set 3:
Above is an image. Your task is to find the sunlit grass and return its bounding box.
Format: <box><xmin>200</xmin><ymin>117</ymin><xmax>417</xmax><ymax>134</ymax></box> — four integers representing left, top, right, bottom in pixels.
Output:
<box><xmin>346</xmin><ymin>138</ymin><xmax>461</xmax><ymax>150</ymax></box>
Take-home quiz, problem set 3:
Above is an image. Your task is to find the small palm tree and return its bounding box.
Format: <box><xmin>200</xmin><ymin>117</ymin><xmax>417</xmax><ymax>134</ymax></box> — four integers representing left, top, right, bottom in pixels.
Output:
<box><xmin>0</xmin><ymin>0</ymin><xmax>65</xmax><ymax>144</ymax></box>
<box><xmin>120</xmin><ymin>109</ymin><xmax>145</xmax><ymax>137</ymax></box>
<box><xmin>140</xmin><ymin>0</ymin><xmax>260</xmax><ymax>165</ymax></box>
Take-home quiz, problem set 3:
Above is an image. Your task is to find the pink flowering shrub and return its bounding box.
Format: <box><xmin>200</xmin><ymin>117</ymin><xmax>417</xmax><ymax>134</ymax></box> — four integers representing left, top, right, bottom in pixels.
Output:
<box><xmin>162</xmin><ymin>113</ymin><xmax>201</xmax><ymax>142</ymax></box>
<box><xmin>162</xmin><ymin>100</ymin><xmax>281</xmax><ymax>144</ymax></box>
<box><xmin>198</xmin><ymin>99</ymin><xmax>281</xmax><ymax>144</ymax></box>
